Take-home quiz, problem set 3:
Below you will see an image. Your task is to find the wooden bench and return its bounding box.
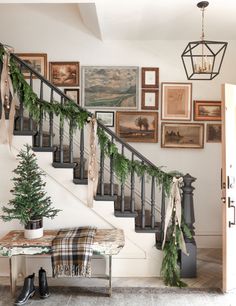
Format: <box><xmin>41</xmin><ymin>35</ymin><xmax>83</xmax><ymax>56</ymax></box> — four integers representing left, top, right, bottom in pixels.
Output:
<box><xmin>0</xmin><ymin>229</ymin><xmax>125</xmax><ymax>296</ymax></box>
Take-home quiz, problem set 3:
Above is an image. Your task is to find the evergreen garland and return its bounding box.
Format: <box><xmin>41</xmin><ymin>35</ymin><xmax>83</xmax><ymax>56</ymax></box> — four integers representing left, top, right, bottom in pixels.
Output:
<box><xmin>161</xmin><ymin>211</ymin><xmax>192</xmax><ymax>287</ymax></box>
<box><xmin>0</xmin><ymin>46</ymin><xmax>192</xmax><ymax>287</ymax></box>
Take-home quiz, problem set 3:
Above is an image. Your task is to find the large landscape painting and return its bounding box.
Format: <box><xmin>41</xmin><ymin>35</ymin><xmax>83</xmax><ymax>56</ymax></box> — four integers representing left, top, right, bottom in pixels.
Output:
<box><xmin>82</xmin><ymin>66</ymin><xmax>138</xmax><ymax>108</ymax></box>
<box><xmin>116</xmin><ymin>112</ymin><xmax>158</xmax><ymax>143</ymax></box>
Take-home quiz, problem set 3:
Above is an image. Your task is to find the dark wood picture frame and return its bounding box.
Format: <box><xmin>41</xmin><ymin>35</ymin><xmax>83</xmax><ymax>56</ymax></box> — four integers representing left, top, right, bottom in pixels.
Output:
<box><xmin>206</xmin><ymin>123</ymin><xmax>222</xmax><ymax>143</ymax></box>
<box><xmin>64</xmin><ymin>88</ymin><xmax>80</xmax><ymax>104</ymax></box>
<box><xmin>49</xmin><ymin>61</ymin><xmax>80</xmax><ymax>87</ymax></box>
<box><xmin>141</xmin><ymin>89</ymin><xmax>159</xmax><ymax>110</ymax></box>
<box><xmin>95</xmin><ymin>111</ymin><xmax>114</xmax><ymax>127</ymax></box>
<box><xmin>16</xmin><ymin>53</ymin><xmax>47</xmax><ymax>79</ymax></box>
<box><xmin>194</xmin><ymin>100</ymin><xmax>222</xmax><ymax>121</ymax></box>
<box><xmin>161</xmin><ymin>122</ymin><xmax>204</xmax><ymax>149</ymax></box>
<box><xmin>161</xmin><ymin>82</ymin><xmax>192</xmax><ymax>121</ymax></box>
<box><xmin>116</xmin><ymin>111</ymin><xmax>158</xmax><ymax>143</ymax></box>
<box><xmin>141</xmin><ymin>67</ymin><xmax>159</xmax><ymax>88</ymax></box>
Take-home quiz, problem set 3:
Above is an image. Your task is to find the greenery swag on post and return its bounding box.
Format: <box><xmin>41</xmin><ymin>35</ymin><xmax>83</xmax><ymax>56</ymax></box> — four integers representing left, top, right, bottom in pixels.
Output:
<box><xmin>1</xmin><ymin>144</ymin><xmax>60</xmax><ymax>225</ymax></box>
<box><xmin>0</xmin><ymin>45</ymin><xmax>191</xmax><ymax>287</ymax></box>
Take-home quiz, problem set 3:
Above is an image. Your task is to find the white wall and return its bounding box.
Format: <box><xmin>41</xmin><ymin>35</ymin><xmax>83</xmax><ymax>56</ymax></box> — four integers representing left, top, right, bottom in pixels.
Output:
<box><xmin>1</xmin><ymin>3</ymin><xmax>236</xmax><ymax>249</ymax></box>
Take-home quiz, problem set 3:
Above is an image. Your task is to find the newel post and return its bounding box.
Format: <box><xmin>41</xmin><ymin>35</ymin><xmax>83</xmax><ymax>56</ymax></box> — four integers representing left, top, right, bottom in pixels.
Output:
<box><xmin>182</xmin><ymin>173</ymin><xmax>196</xmax><ymax>237</ymax></box>
<box><xmin>180</xmin><ymin>173</ymin><xmax>197</xmax><ymax>278</ymax></box>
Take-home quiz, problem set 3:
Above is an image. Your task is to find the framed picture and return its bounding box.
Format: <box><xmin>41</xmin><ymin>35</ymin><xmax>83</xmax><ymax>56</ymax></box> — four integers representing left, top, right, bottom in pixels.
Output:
<box><xmin>161</xmin><ymin>82</ymin><xmax>192</xmax><ymax>120</ymax></box>
<box><xmin>81</xmin><ymin>66</ymin><xmax>139</xmax><ymax>109</ymax></box>
<box><xmin>161</xmin><ymin>122</ymin><xmax>204</xmax><ymax>149</ymax></box>
<box><xmin>95</xmin><ymin>111</ymin><xmax>114</xmax><ymax>127</ymax></box>
<box><xmin>64</xmin><ymin>88</ymin><xmax>80</xmax><ymax>104</ymax></box>
<box><xmin>194</xmin><ymin>100</ymin><xmax>222</xmax><ymax>121</ymax></box>
<box><xmin>206</xmin><ymin>123</ymin><xmax>222</xmax><ymax>143</ymax></box>
<box><xmin>141</xmin><ymin>89</ymin><xmax>159</xmax><ymax>110</ymax></box>
<box><xmin>49</xmin><ymin>62</ymin><xmax>80</xmax><ymax>87</ymax></box>
<box><xmin>141</xmin><ymin>67</ymin><xmax>159</xmax><ymax>88</ymax></box>
<box><xmin>16</xmin><ymin>53</ymin><xmax>47</xmax><ymax>78</ymax></box>
<box><xmin>116</xmin><ymin>111</ymin><xmax>158</xmax><ymax>143</ymax></box>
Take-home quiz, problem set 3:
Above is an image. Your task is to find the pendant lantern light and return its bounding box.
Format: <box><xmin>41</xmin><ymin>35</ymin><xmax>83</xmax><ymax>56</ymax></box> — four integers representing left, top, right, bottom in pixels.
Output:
<box><xmin>181</xmin><ymin>1</ymin><xmax>227</xmax><ymax>80</ymax></box>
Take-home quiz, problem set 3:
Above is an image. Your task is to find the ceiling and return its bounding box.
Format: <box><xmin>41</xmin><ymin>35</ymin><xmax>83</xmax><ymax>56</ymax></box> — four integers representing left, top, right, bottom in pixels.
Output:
<box><xmin>1</xmin><ymin>0</ymin><xmax>236</xmax><ymax>40</ymax></box>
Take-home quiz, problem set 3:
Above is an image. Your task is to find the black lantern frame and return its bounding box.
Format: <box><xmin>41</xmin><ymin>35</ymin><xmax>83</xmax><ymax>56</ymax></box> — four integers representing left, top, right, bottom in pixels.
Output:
<box><xmin>182</xmin><ymin>40</ymin><xmax>227</xmax><ymax>80</ymax></box>
<box><xmin>181</xmin><ymin>1</ymin><xmax>228</xmax><ymax>80</ymax></box>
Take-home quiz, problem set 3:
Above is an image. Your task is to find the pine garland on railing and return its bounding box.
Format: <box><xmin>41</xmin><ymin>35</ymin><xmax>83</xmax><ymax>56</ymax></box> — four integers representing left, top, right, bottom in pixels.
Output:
<box><xmin>0</xmin><ymin>46</ymin><xmax>192</xmax><ymax>288</ymax></box>
<box><xmin>9</xmin><ymin>58</ymin><xmax>89</xmax><ymax>130</ymax></box>
<box><xmin>97</xmin><ymin>127</ymin><xmax>177</xmax><ymax>194</ymax></box>
<box><xmin>161</xmin><ymin>216</ymin><xmax>192</xmax><ymax>287</ymax></box>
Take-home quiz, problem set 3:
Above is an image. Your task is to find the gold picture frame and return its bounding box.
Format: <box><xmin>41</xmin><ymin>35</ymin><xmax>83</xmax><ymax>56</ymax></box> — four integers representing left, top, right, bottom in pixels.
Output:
<box><xmin>49</xmin><ymin>62</ymin><xmax>80</xmax><ymax>87</ymax></box>
<box><xmin>16</xmin><ymin>53</ymin><xmax>47</xmax><ymax>79</ymax></box>
<box><xmin>116</xmin><ymin>111</ymin><xmax>158</xmax><ymax>143</ymax></box>
<box><xmin>161</xmin><ymin>82</ymin><xmax>192</xmax><ymax>120</ymax></box>
<box><xmin>194</xmin><ymin>100</ymin><xmax>222</xmax><ymax>121</ymax></box>
<box><xmin>161</xmin><ymin>122</ymin><xmax>204</xmax><ymax>149</ymax></box>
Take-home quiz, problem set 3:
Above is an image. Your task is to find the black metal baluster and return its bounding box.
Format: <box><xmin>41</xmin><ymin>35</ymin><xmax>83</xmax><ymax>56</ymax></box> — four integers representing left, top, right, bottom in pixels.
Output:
<box><xmin>160</xmin><ymin>185</ymin><xmax>166</xmax><ymax>244</ymax></box>
<box><xmin>120</xmin><ymin>145</ymin><xmax>125</xmax><ymax>213</ymax></box>
<box><xmin>19</xmin><ymin>93</ymin><xmax>24</xmax><ymax>132</ymax></box>
<box><xmin>49</xmin><ymin>89</ymin><xmax>54</xmax><ymax>147</ymax></box>
<box><xmin>109</xmin><ymin>136</ymin><xmax>114</xmax><ymax>197</ymax></box>
<box><xmin>28</xmin><ymin>72</ymin><xmax>33</xmax><ymax>131</ymax></box>
<box><xmin>99</xmin><ymin>149</ymin><xmax>105</xmax><ymax>196</ymax></box>
<box><xmin>79</xmin><ymin>128</ymin><xmax>85</xmax><ymax>179</ymax></box>
<box><xmin>141</xmin><ymin>161</ymin><xmax>146</xmax><ymax>229</ymax></box>
<box><xmin>38</xmin><ymin>80</ymin><xmax>44</xmax><ymax>147</ymax></box>
<box><xmin>130</xmin><ymin>153</ymin><xmax>135</xmax><ymax>213</ymax></box>
<box><xmin>18</xmin><ymin>65</ymin><xmax>24</xmax><ymax>131</ymax></box>
<box><xmin>59</xmin><ymin>96</ymin><xmax>64</xmax><ymax>163</ymax></box>
<box><xmin>151</xmin><ymin>176</ymin><xmax>156</xmax><ymax>229</ymax></box>
<box><xmin>69</xmin><ymin>120</ymin><xmax>74</xmax><ymax>164</ymax></box>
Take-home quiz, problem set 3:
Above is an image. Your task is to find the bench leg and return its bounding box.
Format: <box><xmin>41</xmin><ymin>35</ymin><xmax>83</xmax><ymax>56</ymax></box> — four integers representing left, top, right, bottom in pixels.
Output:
<box><xmin>9</xmin><ymin>255</ymin><xmax>27</xmax><ymax>297</ymax></box>
<box><xmin>9</xmin><ymin>256</ymin><xmax>17</xmax><ymax>297</ymax></box>
<box><xmin>108</xmin><ymin>255</ymin><xmax>112</xmax><ymax>297</ymax></box>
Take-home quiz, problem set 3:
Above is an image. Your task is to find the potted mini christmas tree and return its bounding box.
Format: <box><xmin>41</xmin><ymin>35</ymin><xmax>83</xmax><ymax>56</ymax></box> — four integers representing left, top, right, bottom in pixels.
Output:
<box><xmin>1</xmin><ymin>144</ymin><xmax>60</xmax><ymax>239</ymax></box>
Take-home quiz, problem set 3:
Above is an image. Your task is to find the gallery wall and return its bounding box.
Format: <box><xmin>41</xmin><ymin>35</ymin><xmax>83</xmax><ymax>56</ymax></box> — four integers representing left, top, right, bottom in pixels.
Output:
<box><xmin>1</xmin><ymin>3</ymin><xmax>236</xmax><ymax>247</ymax></box>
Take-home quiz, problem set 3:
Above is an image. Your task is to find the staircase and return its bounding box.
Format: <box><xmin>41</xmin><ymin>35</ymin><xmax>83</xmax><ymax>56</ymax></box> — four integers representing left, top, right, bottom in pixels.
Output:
<box><xmin>0</xmin><ymin>47</ymin><xmax>196</xmax><ymax>277</ymax></box>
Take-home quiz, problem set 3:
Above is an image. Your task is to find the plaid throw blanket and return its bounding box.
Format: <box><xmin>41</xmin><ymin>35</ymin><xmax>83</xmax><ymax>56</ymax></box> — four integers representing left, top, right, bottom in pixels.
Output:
<box><xmin>51</xmin><ymin>227</ymin><xmax>97</xmax><ymax>277</ymax></box>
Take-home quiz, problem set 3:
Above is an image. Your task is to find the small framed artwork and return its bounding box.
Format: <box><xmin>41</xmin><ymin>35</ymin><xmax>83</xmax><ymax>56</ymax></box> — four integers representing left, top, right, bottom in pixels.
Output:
<box><xmin>16</xmin><ymin>53</ymin><xmax>47</xmax><ymax>78</ymax></box>
<box><xmin>194</xmin><ymin>100</ymin><xmax>222</xmax><ymax>121</ymax></box>
<box><xmin>49</xmin><ymin>62</ymin><xmax>80</xmax><ymax>87</ymax></box>
<box><xmin>81</xmin><ymin>66</ymin><xmax>139</xmax><ymax>109</ymax></box>
<box><xmin>206</xmin><ymin>123</ymin><xmax>222</xmax><ymax>143</ymax></box>
<box><xmin>161</xmin><ymin>82</ymin><xmax>192</xmax><ymax>121</ymax></box>
<box><xmin>161</xmin><ymin>122</ymin><xmax>204</xmax><ymax>149</ymax></box>
<box><xmin>95</xmin><ymin>111</ymin><xmax>114</xmax><ymax>127</ymax></box>
<box><xmin>141</xmin><ymin>67</ymin><xmax>159</xmax><ymax>88</ymax></box>
<box><xmin>141</xmin><ymin>89</ymin><xmax>159</xmax><ymax>110</ymax></box>
<box><xmin>64</xmin><ymin>88</ymin><xmax>80</xmax><ymax>104</ymax></box>
<box><xmin>116</xmin><ymin>111</ymin><xmax>158</xmax><ymax>143</ymax></box>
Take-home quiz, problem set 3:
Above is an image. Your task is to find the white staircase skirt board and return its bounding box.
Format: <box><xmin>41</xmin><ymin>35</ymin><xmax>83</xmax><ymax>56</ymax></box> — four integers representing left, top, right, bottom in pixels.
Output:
<box><xmin>0</xmin><ymin>135</ymin><xmax>163</xmax><ymax>277</ymax></box>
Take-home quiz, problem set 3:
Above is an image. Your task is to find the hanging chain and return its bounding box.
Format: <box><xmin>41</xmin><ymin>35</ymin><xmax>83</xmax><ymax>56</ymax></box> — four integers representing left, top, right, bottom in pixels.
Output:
<box><xmin>201</xmin><ymin>6</ymin><xmax>205</xmax><ymax>40</ymax></box>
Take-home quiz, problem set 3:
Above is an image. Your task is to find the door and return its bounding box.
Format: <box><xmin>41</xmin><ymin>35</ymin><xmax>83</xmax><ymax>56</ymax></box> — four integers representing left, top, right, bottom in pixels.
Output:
<box><xmin>222</xmin><ymin>83</ymin><xmax>236</xmax><ymax>292</ymax></box>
